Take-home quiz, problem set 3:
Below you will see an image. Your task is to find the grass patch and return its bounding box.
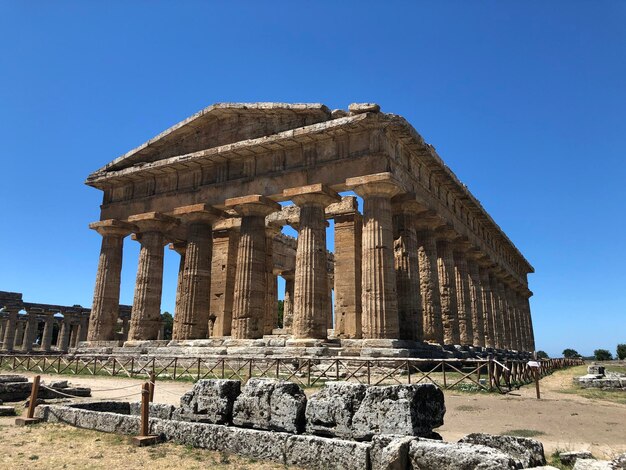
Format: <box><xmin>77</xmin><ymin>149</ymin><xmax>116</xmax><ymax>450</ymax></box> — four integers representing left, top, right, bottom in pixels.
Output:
<box><xmin>500</xmin><ymin>429</ymin><xmax>545</xmax><ymax>438</ymax></box>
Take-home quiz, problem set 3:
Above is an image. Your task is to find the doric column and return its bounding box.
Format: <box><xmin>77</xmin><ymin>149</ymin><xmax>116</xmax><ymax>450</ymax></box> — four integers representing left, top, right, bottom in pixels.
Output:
<box><xmin>77</xmin><ymin>316</ymin><xmax>89</xmax><ymax>343</ymax></box>
<box><xmin>488</xmin><ymin>273</ymin><xmax>503</xmax><ymax>349</ymax></box>
<box><xmin>69</xmin><ymin>323</ymin><xmax>78</xmax><ymax>348</ymax></box>
<box><xmin>347</xmin><ymin>173</ymin><xmax>402</xmax><ymax>339</ymax></box>
<box><xmin>514</xmin><ymin>288</ymin><xmax>528</xmax><ymax>351</ymax></box>
<box><xmin>58</xmin><ymin>319</ymin><xmax>71</xmax><ymax>352</ymax></box>
<box><xmin>209</xmin><ymin>228</ymin><xmax>239</xmax><ymax>337</ymax></box>
<box><xmin>128</xmin><ymin>212</ymin><xmax>177</xmax><ymax>341</ymax></box>
<box><xmin>227</xmin><ymin>195</ymin><xmax>280</xmax><ymax>339</ymax></box>
<box><xmin>87</xmin><ymin>219</ymin><xmax>134</xmax><ymax>341</ymax></box>
<box><xmin>478</xmin><ymin>266</ymin><xmax>495</xmax><ymax>348</ymax></box>
<box><xmin>282</xmin><ymin>271</ymin><xmax>295</xmax><ymax>332</ymax></box>
<box><xmin>452</xmin><ymin>243</ymin><xmax>474</xmax><ymax>346</ymax></box>
<box><xmin>284</xmin><ymin>184</ymin><xmax>340</xmax><ymax>340</ymax></box>
<box><xmin>466</xmin><ymin>253</ymin><xmax>485</xmax><ymax>347</ymax></box>
<box><xmin>505</xmin><ymin>283</ymin><xmax>521</xmax><ymax>350</ymax></box>
<box><xmin>41</xmin><ymin>314</ymin><xmax>54</xmax><ymax>351</ymax></box>
<box><xmin>157</xmin><ymin>323</ymin><xmax>165</xmax><ymax>340</ymax></box>
<box><xmin>392</xmin><ymin>194</ymin><xmax>425</xmax><ymax>341</ymax></box>
<box><xmin>14</xmin><ymin>319</ymin><xmax>25</xmax><ymax>349</ymax></box>
<box><xmin>2</xmin><ymin>309</ymin><xmax>18</xmax><ymax>352</ymax></box>
<box><xmin>171</xmin><ymin>204</ymin><xmax>222</xmax><ymax>340</ymax></box>
<box><xmin>436</xmin><ymin>230</ymin><xmax>460</xmax><ymax>345</ymax></box>
<box><xmin>122</xmin><ymin>317</ymin><xmax>130</xmax><ymax>341</ymax></box>
<box><xmin>496</xmin><ymin>279</ymin><xmax>511</xmax><ymax>349</ymax></box>
<box><xmin>524</xmin><ymin>291</ymin><xmax>536</xmax><ymax>351</ymax></box>
<box><xmin>415</xmin><ymin>219</ymin><xmax>444</xmax><ymax>344</ymax></box>
<box><xmin>264</xmin><ymin>225</ymin><xmax>281</xmax><ymax>335</ymax></box>
<box><xmin>333</xmin><ymin>210</ymin><xmax>362</xmax><ymax>339</ymax></box>
<box><xmin>0</xmin><ymin>316</ymin><xmax>5</xmax><ymax>346</ymax></box>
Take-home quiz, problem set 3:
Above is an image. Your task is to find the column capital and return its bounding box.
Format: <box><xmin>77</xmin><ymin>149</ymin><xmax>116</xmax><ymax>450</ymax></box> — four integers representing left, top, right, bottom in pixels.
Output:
<box><xmin>435</xmin><ymin>224</ymin><xmax>460</xmax><ymax>241</ymax></box>
<box><xmin>225</xmin><ymin>195</ymin><xmax>280</xmax><ymax>217</ymax></box>
<box><xmin>346</xmin><ymin>172</ymin><xmax>404</xmax><ymax>198</ymax></box>
<box><xmin>170</xmin><ymin>203</ymin><xmax>224</xmax><ymax>225</ymax></box>
<box><xmin>168</xmin><ymin>241</ymin><xmax>187</xmax><ymax>255</ymax></box>
<box><xmin>414</xmin><ymin>211</ymin><xmax>446</xmax><ymax>231</ymax></box>
<box><xmin>452</xmin><ymin>238</ymin><xmax>473</xmax><ymax>253</ymax></box>
<box><xmin>89</xmin><ymin>219</ymin><xmax>136</xmax><ymax>237</ymax></box>
<box><xmin>391</xmin><ymin>193</ymin><xmax>428</xmax><ymax>215</ymax></box>
<box><xmin>128</xmin><ymin>212</ymin><xmax>178</xmax><ymax>234</ymax></box>
<box><xmin>283</xmin><ymin>183</ymin><xmax>340</xmax><ymax>207</ymax></box>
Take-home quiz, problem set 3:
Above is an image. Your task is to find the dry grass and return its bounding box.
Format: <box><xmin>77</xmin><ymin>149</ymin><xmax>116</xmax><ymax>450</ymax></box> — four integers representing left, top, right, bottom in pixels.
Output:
<box><xmin>0</xmin><ymin>420</ymin><xmax>292</xmax><ymax>470</ymax></box>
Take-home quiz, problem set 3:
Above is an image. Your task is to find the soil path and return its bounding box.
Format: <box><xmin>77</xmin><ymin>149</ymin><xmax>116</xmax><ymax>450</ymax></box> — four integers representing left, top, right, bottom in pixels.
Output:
<box><xmin>6</xmin><ymin>368</ymin><xmax>626</xmax><ymax>460</ymax></box>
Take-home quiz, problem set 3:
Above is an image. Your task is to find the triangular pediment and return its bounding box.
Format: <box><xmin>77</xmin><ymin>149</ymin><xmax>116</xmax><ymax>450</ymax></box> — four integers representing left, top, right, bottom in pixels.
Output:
<box><xmin>95</xmin><ymin>103</ymin><xmax>331</xmax><ymax>174</ymax></box>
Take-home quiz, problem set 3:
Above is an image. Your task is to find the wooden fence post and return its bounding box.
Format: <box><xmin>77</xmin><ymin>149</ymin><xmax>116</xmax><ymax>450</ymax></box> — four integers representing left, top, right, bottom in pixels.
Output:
<box><xmin>132</xmin><ymin>382</ymin><xmax>158</xmax><ymax>446</ymax></box>
<box><xmin>16</xmin><ymin>375</ymin><xmax>42</xmax><ymax>426</ymax></box>
<box><xmin>149</xmin><ymin>372</ymin><xmax>156</xmax><ymax>403</ymax></box>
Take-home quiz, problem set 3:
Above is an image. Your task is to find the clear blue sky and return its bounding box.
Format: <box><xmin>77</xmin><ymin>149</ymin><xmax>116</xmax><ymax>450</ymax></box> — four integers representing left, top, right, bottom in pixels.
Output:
<box><xmin>1</xmin><ymin>2</ymin><xmax>624</xmax><ymax>358</ymax></box>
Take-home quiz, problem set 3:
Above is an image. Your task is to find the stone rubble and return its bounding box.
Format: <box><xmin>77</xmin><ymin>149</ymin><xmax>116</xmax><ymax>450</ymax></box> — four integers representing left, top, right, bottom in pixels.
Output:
<box><xmin>459</xmin><ymin>432</ymin><xmax>546</xmax><ymax>467</ymax></box>
<box><xmin>559</xmin><ymin>450</ymin><xmax>594</xmax><ymax>466</ymax></box>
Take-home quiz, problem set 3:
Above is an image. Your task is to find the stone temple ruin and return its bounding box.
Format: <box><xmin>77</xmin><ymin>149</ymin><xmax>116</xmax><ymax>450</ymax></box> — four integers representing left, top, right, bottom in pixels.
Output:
<box><xmin>4</xmin><ymin>102</ymin><xmax>537</xmax><ymax>359</ymax></box>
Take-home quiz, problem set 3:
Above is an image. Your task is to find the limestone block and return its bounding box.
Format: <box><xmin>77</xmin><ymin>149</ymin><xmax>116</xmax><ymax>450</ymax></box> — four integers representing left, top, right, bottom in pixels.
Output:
<box><xmin>459</xmin><ymin>432</ymin><xmax>546</xmax><ymax>467</ymax></box>
<box><xmin>188</xmin><ymin>379</ymin><xmax>240</xmax><ymax>424</ymax></box>
<box><xmin>285</xmin><ymin>434</ymin><xmax>370</xmax><ymax>470</ymax></box>
<box><xmin>129</xmin><ymin>402</ymin><xmax>175</xmax><ymax>420</ymax></box>
<box><xmin>0</xmin><ymin>405</ymin><xmax>16</xmax><ymax>416</ymax></box>
<box><xmin>305</xmin><ymin>381</ymin><xmax>366</xmax><ymax>438</ymax></box>
<box><xmin>559</xmin><ymin>451</ymin><xmax>594</xmax><ymax>466</ymax></box>
<box><xmin>0</xmin><ymin>375</ymin><xmax>28</xmax><ymax>383</ymax></box>
<box><xmin>572</xmin><ymin>459</ymin><xmax>612</xmax><ymax>470</ymax></box>
<box><xmin>232</xmin><ymin>378</ymin><xmax>306</xmax><ymax>433</ymax></box>
<box><xmin>408</xmin><ymin>439</ymin><xmax>521</xmax><ymax>470</ymax></box>
<box><xmin>611</xmin><ymin>453</ymin><xmax>626</xmax><ymax>469</ymax></box>
<box><xmin>369</xmin><ymin>434</ymin><xmax>414</xmax><ymax>470</ymax></box>
<box><xmin>351</xmin><ymin>384</ymin><xmax>445</xmax><ymax>440</ymax></box>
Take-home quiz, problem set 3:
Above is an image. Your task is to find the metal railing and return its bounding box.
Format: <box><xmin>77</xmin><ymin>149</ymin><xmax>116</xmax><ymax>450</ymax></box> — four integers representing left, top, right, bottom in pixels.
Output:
<box><xmin>0</xmin><ymin>354</ymin><xmax>583</xmax><ymax>393</ymax></box>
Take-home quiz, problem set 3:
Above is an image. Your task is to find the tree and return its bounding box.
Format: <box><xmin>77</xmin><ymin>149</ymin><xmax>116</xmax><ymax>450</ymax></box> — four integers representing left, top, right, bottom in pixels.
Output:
<box><xmin>161</xmin><ymin>311</ymin><xmax>173</xmax><ymax>340</ymax></box>
<box><xmin>617</xmin><ymin>344</ymin><xmax>626</xmax><ymax>360</ymax></box>
<box><xmin>536</xmin><ymin>350</ymin><xmax>549</xmax><ymax>359</ymax></box>
<box><xmin>277</xmin><ymin>300</ymin><xmax>284</xmax><ymax>328</ymax></box>
<box><xmin>594</xmin><ymin>349</ymin><xmax>613</xmax><ymax>361</ymax></box>
<box><xmin>562</xmin><ymin>348</ymin><xmax>581</xmax><ymax>359</ymax></box>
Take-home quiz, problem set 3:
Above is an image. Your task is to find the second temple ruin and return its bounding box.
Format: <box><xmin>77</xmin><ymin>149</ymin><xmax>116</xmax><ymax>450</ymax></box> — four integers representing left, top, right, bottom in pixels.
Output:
<box><xmin>2</xmin><ymin>103</ymin><xmax>536</xmax><ymax>358</ymax></box>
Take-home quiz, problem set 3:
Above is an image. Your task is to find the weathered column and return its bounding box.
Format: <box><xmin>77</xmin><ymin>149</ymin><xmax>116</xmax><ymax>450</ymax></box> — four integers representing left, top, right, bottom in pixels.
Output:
<box><xmin>69</xmin><ymin>323</ymin><xmax>78</xmax><ymax>348</ymax></box>
<box><xmin>326</xmin><ymin>262</ymin><xmax>334</xmax><ymax>331</ymax></box>
<box><xmin>2</xmin><ymin>309</ymin><xmax>18</xmax><ymax>352</ymax></box>
<box><xmin>41</xmin><ymin>314</ymin><xmax>55</xmax><ymax>351</ymax></box>
<box><xmin>505</xmin><ymin>283</ymin><xmax>521</xmax><ymax>350</ymax></box>
<box><xmin>282</xmin><ymin>271</ymin><xmax>295</xmax><ymax>332</ymax></box>
<box><xmin>172</xmin><ymin>204</ymin><xmax>222</xmax><ymax>340</ymax></box>
<box><xmin>392</xmin><ymin>194</ymin><xmax>425</xmax><ymax>341</ymax></box>
<box><xmin>513</xmin><ymin>289</ymin><xmax>527</xmax><ymax>351</ymax></box>
<box><xmin>478</xmin><ymin>266</ymin><xmax>495</xmax><ymax>348</ymax></box>
<box><xmin>157</xmin><ymin>323</ymin><xmax>165</xmax><ymax>340</ymax></box>
<box><xmin>14</xmin><ymin>319</ymin><xmax>25</xmax><ymax>349</ymax></box>
<box><xmin>227</xmin><ymin>195</ymin><xmax>280</xmax><ymax>339</ymax></box>
<box><xmin>488</xmin><ymin>273</ymin><xmax>503</xmax><ymax>349</ymax></box>
<box><xmin>524</xmin><ymin>291</ymin><xmax>536</xmax><ymax>351</ymax></box>
<box><xmin>452</xmin><ymin>243</ymin><xmax>474</xmax><ymax>346</ymax></box>
<box><xmin>264</xmin><ymin>225</ymin><xmax>281</xmax><ymax>335</ymax></box>
<box><xmin>128</xmin><ymin>212</ymin><xmax>177</xmax><ymax>341</ymax></box>
<box><xmin>284</xmin><ymin>184</ymin><xmax>340</xmax><ymax>340</ymax></box>
<box><xmin>87</xmin><ymin>219</ymin><xmax>134</xmax><ymax>342</ymax></box>
<box><xmin>347</xmin><ymin>173</ymin><xmax>402</xmax><ymax>339</ymax></box>
<box><xmin>209</xmin><ymin>227</ymin><xmax>239</xmax><ymax>337</ymax></box>
<box><xmin>122</xmin><ymin>317</ymin><xmax>130</xmax><ymax>341</ymax></box>
<box><xmin>436</xmin><ymin>230</ymin><xmax>460</xmax><ymax>345</ymax></box>
<box><xmin>58</xmin><ymin>319</ymin><xmax>71</xmax><ymax>352</ymax></box>
<box><xmin>0</xmin><ymin>316</ymin><xmax>6</xmax><ymax>346</ymax></box>
<box><xmin>466</xmin><ymin>254</ymin><xmax>485</xmax><ymax>348</ymax></box>
<box><xmin>333</xmin><ymin>210</ymin><xmax>362</xmax><ymax>339</ymax></box>
<box><xmin>496</xmin><ymin>279</ymin><xmax>511</xmax><ymax>349</ymax></box>
<box><xmin>415</xmin><ymin>218</ymin><xmax>444</xmax><ymax>344</ymax></box>
<box><xmin>77</xmin><ymin>316</ymin><xmax>89</xmax><ymax>343</ymax></box>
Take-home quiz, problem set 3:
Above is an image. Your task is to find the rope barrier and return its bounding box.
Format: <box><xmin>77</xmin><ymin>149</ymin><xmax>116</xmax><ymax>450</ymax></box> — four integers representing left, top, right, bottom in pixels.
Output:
<box><xmin>147</xmin><ymin>380</ymin><xmax>189</xmax><ymax>398</ymax></box>
<box><xmin>40</xmin><ymin>384</ymin><xmax>142</xmax><ymax>401</ymax></box>
<box><xmin>88</xmin><ymin>383</ymin><xmax>144</xmax><ymax>393</ymax></box>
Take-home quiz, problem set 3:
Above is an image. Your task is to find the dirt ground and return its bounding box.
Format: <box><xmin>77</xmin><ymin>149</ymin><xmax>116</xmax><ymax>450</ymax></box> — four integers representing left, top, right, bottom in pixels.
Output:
<box><xmin>1</xmin><ymin>365</ymin><xmax>625</xmax><ymax>468</ymax></box>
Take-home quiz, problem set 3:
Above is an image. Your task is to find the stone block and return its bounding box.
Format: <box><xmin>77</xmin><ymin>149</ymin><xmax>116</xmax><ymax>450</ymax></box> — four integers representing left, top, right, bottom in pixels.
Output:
<box><xmin>351</xmin><ymin>384</ymin><xmax>445</xmax><ymax>440</ymax></box>
<box><xmin>285</xmin><ymin>434</ymin><xmax>370</xmax><ymax>470</ymax></box>
<box><xmin>459</xmin><ymin>432</ymin><xmax>546</xmax><ymax>467</ymax></box>
<box><xmin>612</xmin><ymin>453</ymin><xmax>626</xmax><ymax>469</ymax></box>
<box><xmin>369</xmin><ymin>434</ymin><xmax>414</xmax><ymax>470</ymax></box>
<box><xmin>572</xmin><ymin>459</ymin><xmax>612</xmax><ymax>470</ymax></box>
<box><xmin>232</xmin><ymin>378</ymin><xmax>306</xmax><ymax>433</ymax></box>
<box><xmin>408</xmin><ymin>439</ymin><xmax>521</xmax><ymax>470</ymax></box>
<box><xmin>180</xmin><ymin>379</ymin><xmax>240</xmax><ymax>424</ymax></box>
<box><xmin>305</xmin><ymin>381</ymin><xmax>366</xmax><ymax>438</ymax></box>
<box><xmin>129</xmin><ymin>402</ymin><xmax>175</xmax><ymax>420</ymax></box>
<box><xmin>0</xmin><ymin>375</ymin><xmax>28</xmax><ymax>383</ymax></box>
<box><xmin>559</xmin><ymin>451</ymin><xmax>594</xmax><ymax>466</ymax></box>
<box><xmin>0</xmin><ymin>405</ymin><xmax>16</xmax><ymax>416</ymax></box>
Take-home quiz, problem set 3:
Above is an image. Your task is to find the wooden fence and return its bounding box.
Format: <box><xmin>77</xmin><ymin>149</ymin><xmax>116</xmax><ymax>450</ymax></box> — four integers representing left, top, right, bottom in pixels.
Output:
<box><xmin>0</xmin><ymin>355</ymin><xmax>584</xmax><ymax>393</ymax></box>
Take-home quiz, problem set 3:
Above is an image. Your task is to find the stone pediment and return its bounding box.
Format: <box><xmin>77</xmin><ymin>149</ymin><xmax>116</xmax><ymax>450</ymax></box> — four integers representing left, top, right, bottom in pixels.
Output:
<box><xmin>93</xmin><ymin>103</ymin><xmax>332</xmax><ymax>175</ymax></box>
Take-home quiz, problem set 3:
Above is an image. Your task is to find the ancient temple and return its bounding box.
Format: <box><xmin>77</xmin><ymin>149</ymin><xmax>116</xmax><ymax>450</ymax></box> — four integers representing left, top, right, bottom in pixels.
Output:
<box><xmin>83</xmin><ymin>102</ymin><xmax>535</xmax><ymax>354</ymax></box>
